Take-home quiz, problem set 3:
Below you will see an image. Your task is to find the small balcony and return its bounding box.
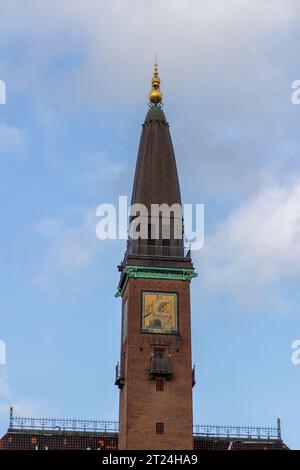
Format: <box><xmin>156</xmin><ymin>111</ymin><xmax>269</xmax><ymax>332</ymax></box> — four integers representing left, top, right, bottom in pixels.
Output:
<box><xmin>149</xmin><ymin>357</ymin><xmax>172</xmax><ymax>380</ymax></box>
<box><xmin>192</xmin><ymin>365</ymin><xmax>196</xmax><ymax>388</ymax></box>
<box><xmin>115</xmin><ymin>362</ymin><xmax>125</xmax><ymax>389</ymax></box>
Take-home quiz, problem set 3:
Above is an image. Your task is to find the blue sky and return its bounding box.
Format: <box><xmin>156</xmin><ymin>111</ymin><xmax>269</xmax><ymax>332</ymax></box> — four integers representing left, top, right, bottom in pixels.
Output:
<box><xmin>0</xmin><ymin>0</ymin><xmax>300</xmax><ymax>449</ymax></box>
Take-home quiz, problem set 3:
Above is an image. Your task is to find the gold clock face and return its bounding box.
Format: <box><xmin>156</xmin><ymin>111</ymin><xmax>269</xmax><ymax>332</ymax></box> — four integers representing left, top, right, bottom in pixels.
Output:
<box><xmin>142</xmin><ymin>292</ymin><xmax>178</xmax><ymax>334</ymax></box>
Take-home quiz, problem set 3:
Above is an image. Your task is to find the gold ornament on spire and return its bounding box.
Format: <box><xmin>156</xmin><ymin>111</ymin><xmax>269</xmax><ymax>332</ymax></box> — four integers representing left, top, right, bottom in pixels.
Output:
<box><xmin>149</xmin><ymin>63</ymin><xmax>163</xmax><ymax>104</ymax></box>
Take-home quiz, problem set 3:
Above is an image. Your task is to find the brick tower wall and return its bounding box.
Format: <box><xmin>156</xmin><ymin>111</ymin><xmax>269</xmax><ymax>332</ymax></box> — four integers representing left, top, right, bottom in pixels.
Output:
<box><xmin>118</xmin><ymin>277</ymin><xmax>193</xmax><ymax>450</ymax></box>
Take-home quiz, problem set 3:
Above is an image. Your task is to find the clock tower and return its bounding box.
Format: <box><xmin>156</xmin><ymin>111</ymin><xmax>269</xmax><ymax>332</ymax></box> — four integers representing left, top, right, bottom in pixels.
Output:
<box><xmin>116</xmin><ymin>64</ymin><xmax>197</xmax><ymax>450</ymax></box>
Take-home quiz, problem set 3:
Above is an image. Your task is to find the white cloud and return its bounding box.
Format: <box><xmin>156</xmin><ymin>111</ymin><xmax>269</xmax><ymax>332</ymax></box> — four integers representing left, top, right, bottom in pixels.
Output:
<box><xmin>0</xmin><ymin>122</ymin><xmax>24</xmax><ymax>153</ymax></box>
<box><xmin>5</xmin><ymin>398</ymin><xmax>59</xmax><ymax>418</ymax></box>
<box><xmin>1</xmin><ymin>0</ymin><xmax>300</xmax><ymax>304</ymax></box>
<box><xmin>1</xmin><ymin>0</ymin><xmax>299</xmax><ymax>199</ymax></box>
<box><xmin>36</xmin><ymin>218</ymin><xmax>61</xmax><ymax>237</ymax></box>
<box><xmin>34</xmin><ymin>208</ymin><xmax>104</xmax><ymax>296</ymax></box>
<box><xmin>0</xmin><ymin>370</ymin><xmax>60</xmax><ymax>432</ymax></box>
<box><xmin>71</xmin><ymin>153</ymin><xmax>127</xmax><ymax>194</ymax></box>
<box><xmin>0</xmin><ymin>371</ymin><xmax>55</xmax><ymax>432</ymax></box>
<box><xmin>199</xmin><ymin>178</ymin><xmax>300</xmax><ymax>307</ymax></box>
<box><xmin>0</xmin><ymin>371</ymin><xmax>10</xmax><ymax>398</ymax></box>
<box><xmin>2</xmin><ymin>0</ymin><xmax>300</xmax><ymax>105</ymax></box>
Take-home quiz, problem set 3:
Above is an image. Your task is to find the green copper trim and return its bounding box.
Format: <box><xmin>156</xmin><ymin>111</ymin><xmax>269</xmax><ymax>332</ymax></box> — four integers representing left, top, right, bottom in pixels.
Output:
<box><xmin>116</xmin><ymin>265</ymin><xmax>197</xmax><ymax>297</ymax></box>
<box><xmin>145</xmin><ymin>104</ymin><xmax>167</xmax><ymax>123</ymax></box>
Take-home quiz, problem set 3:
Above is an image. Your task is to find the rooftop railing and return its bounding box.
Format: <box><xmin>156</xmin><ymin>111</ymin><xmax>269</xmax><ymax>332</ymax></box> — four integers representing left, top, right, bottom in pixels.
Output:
<box><xmin>8</xmin><ymin>408</ymin><xmax>281</xmax><ymax>440</ymax></box>
<box><xmin>9</xmin><ymin>414</ymin><xmax>118</xmax><ymax>434</ymax></box>
<box><xmin>193</xmin><ymin>423</ymin><xmax>281</xmax><ymax>440</ymax></box>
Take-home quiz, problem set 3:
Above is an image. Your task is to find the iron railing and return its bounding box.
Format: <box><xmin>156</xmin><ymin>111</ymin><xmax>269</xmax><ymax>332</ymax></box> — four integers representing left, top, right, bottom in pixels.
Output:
<box><xmin>8</xmin><ymin>408</ymin><xmax>282</xmax><ymax>440</ymax></box>
<box><xmin>126</xmin><ymin>242</ymin><xmax>189</xmax><ymax>259</ymax></box>
<box><xmin>149</xmin><ymin>357</ymin><xmax>172</xmax><ymax>379</ymax></box>
<box><xmin>9</xmin><ymin>415</ymin><xmax>118</xmax><ymax>434</ymax></box>
<box><xmin>115</xmin><ymin>362</ymin><xmax>125</xmax><ymax>389</ymax></box>
<box><xmin>193</xmin><ymin>423</ymin><xmax>281</xmax><ymax>440</ymax></box>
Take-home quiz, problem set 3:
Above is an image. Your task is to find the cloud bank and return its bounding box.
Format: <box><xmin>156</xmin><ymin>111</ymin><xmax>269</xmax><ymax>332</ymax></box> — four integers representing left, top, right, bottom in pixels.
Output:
<box><xmin>199</xmin><ymin>178</ymin><xmax>300</xmax><ymax>309</ymax></box>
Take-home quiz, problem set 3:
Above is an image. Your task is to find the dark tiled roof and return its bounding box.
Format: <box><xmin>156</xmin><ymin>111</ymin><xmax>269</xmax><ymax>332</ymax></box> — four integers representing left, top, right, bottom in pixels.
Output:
<box><xmin>0</xmin><ymin>414</ymin><xmax>288</xmax><ymax>450</ymax></box>
<box><xmin>193</xmin><ymin>436</ymin><xmax>288</xmax><ymax>450</ymax></box>
<box><xmin>0</xmin><ymin>429</ymin><xmax>288</xmax><ymax>451</ymax></box>
<box><xmin>0</xmin><ymin>429</ymin><xmax>118</xmax><ymax>451</ymax></box>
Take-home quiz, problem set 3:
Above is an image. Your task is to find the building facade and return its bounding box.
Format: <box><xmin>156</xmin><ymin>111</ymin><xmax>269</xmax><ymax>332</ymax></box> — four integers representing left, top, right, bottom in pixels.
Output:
<box><xmin>0</xmin><ymin>411</ymin><xmax>287</xmax><ymax>451</ymax></box>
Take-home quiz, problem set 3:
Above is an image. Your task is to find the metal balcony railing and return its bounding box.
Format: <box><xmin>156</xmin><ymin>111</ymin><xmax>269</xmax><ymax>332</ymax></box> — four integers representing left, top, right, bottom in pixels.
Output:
<box><xmin>115</xmin><ymin>362</ymin><xmax>125</xmax><ymax>389</ymax></box>
<box><xmin>192</xmin><ymin>365</ymin><xmax>196</xmax><ymax>387</ymax></box>
<box><xmin>126</xmin><ymin>242</ymin><xmax>190</xmax><ymax>259</ymax></box>
<box><xmin>149</xmin><ymin>357</ymin><xmax>172</xmax><ymax>379</ymax></box>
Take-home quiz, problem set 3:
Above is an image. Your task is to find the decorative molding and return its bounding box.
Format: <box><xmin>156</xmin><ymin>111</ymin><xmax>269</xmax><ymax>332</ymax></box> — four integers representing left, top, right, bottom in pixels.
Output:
<box><xmin>116</xmin><ymin>265</ymin><xmax>197</xmax><ymax>297</ymax></box>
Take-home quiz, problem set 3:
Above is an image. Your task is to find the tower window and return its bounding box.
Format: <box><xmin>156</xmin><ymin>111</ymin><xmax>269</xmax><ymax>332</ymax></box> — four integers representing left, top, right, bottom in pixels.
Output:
<box><xmin>162</xmin><ymin>238</ymin><xmax>170</xmax><ymax>256</ymax></box>
<box><xmin>156</xmin><ymin>422</ymin><xmax>164</xmax><ymax>434</ymax></box>
<box><xmin>156</xmin><ymin>379</ymin><xmax>164</xmax><ymax>391</ymax></box>
<box><xmin>154</xmin><ymin>349</ymin><xmax>165</xmax><ymax>360</ymax></box>
<box><xmin>148</xmin><ymin>224</ymin><xmax>156</xmax><ymax>242</ymax></box>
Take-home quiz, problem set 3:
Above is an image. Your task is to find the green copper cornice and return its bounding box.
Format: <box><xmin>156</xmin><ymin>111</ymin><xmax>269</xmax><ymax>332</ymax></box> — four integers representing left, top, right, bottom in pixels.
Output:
<box><xmin>145</xmin><ymin>104</ymin><xmax>167</xmax><ymax>123</ymax></box>
<box><xmin>116</xmin><ymin>265</ymin><xmax>197</xmax><ymax>297</ymax></box>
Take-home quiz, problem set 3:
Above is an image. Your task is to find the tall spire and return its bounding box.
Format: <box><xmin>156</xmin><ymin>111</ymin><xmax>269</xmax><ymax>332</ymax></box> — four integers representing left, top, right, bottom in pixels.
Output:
<box><xmin>117</xmin><ymin>62</ymin><xmax>195</xmax><ymax>452</ymax></box>
<box><xmin>127</xmin><ymin>62</ymin><xmax>187</xmax><ymax>262</ymax></box>
<box><xmin>131</xmin><ymin>62</ymin><xmax>181</xmax><ymax>211</ymax></box>
<box><xmin>149</xmin><ymin>62</ymin><xmax>163</xmax><ymax>104</ymax></box>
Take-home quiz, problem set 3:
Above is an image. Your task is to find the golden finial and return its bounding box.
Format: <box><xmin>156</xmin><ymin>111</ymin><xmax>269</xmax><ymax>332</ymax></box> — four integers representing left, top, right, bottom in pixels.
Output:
<box><xmin>149</xmin><ymin>62</ymin><xmax>163</xmax><ymax>104</ymax></box>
